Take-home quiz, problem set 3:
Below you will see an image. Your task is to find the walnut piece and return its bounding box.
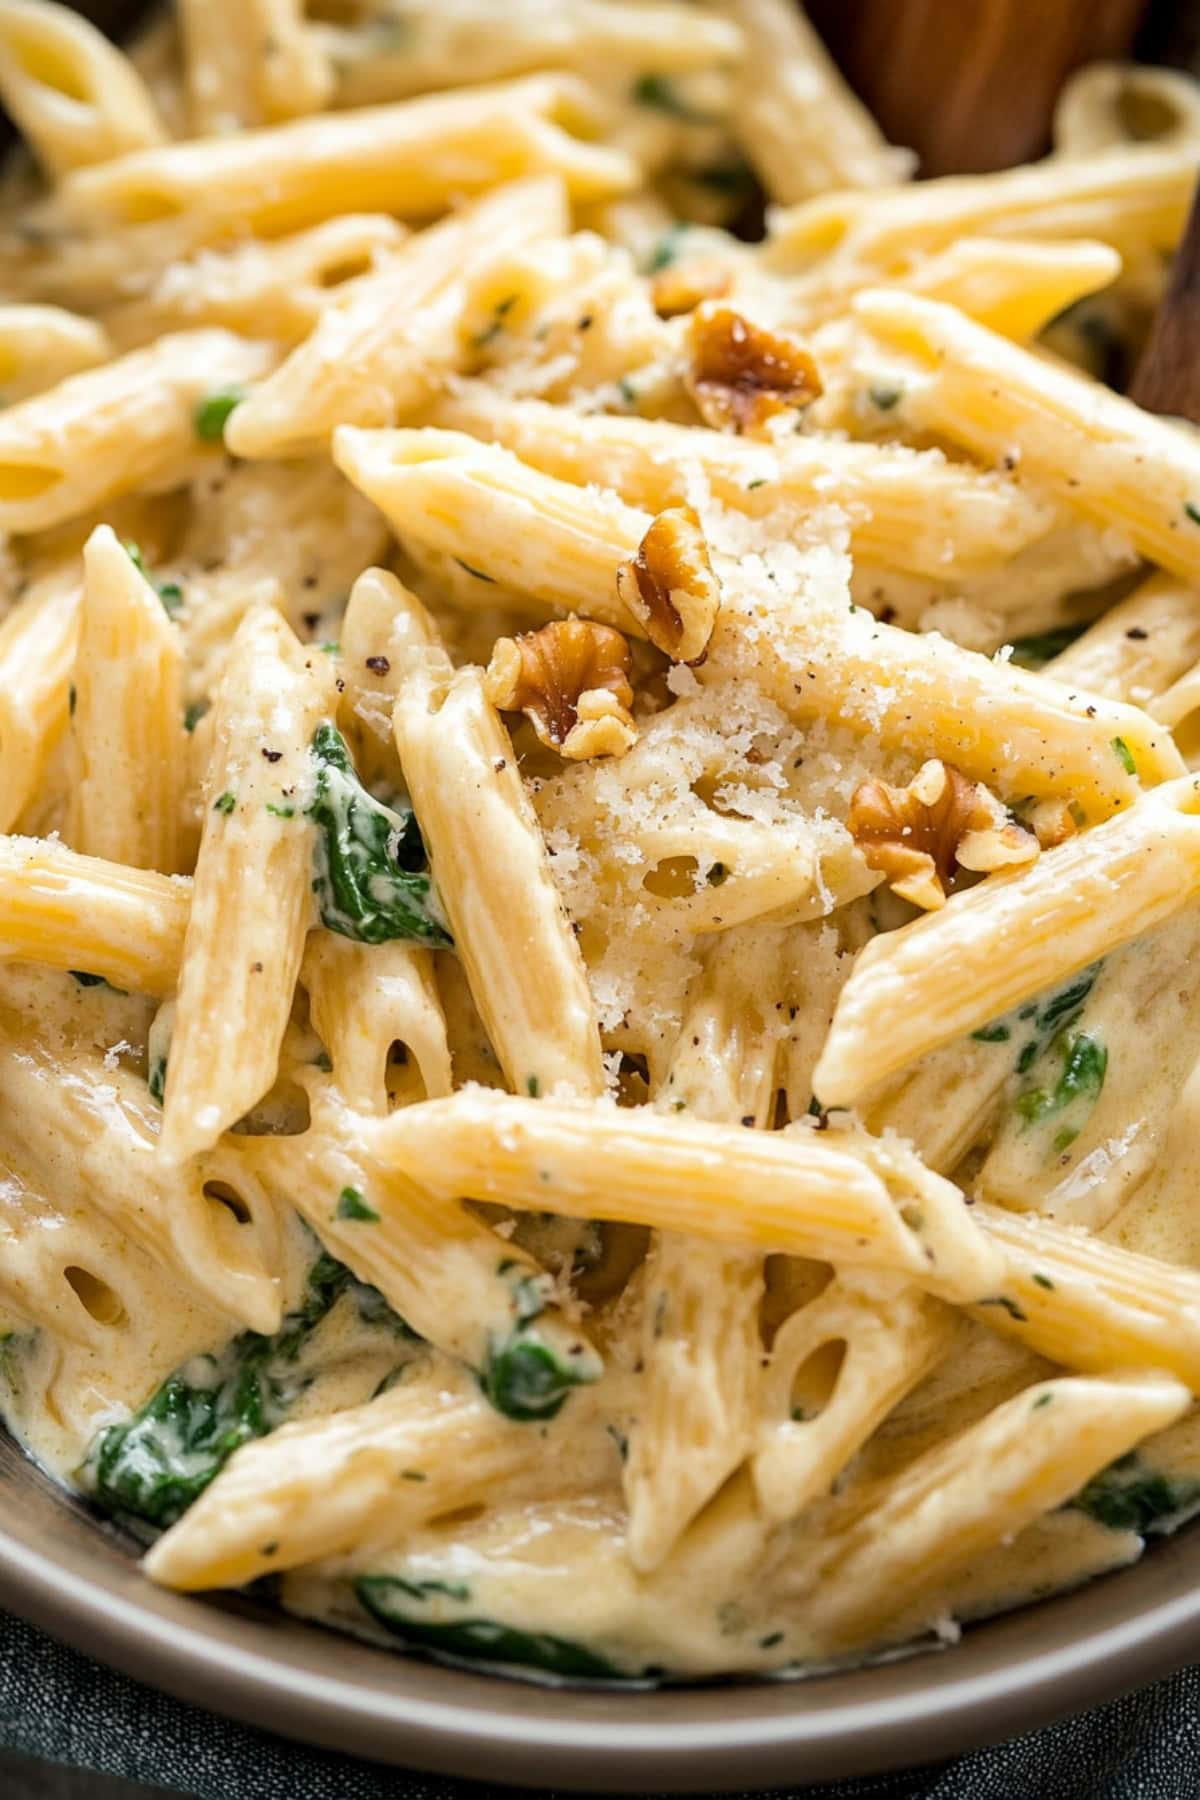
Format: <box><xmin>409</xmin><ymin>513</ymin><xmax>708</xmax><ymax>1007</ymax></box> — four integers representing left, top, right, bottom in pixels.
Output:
<box><xmin>1025</xmin><ymin>796</ymin><xmax>1080</xmax><ymax>850</ymax></box>
<box><xmin>484</xmin><ymin>618</ymin><xmax>637</xmax><ymax>760</ymax></box>
<box><xmin>651</xmin><ymin>260</ymin><xmax>733</xmax><ymax>319</ymax></box>
<box><xmin>614</xmin><ymin>504</ymin><xmax>721</xmax><ymax>664</ymax></box>
<box><xmin>848</xmin><ymin>760</ymin><xmax>1038</xmax><ymax>911</ymax></box>
<box><xmin>685</xmin><ymin>302</ymin><xmax>823</xmax><ymax>435</ymax></box>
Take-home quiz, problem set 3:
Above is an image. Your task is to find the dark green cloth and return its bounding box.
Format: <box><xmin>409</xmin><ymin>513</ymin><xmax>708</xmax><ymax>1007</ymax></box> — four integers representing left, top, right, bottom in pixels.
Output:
<box><xmin>2</xmin><ymin>1609</ymin><xmax>1200</xmax><ymax>1798</ymax></box>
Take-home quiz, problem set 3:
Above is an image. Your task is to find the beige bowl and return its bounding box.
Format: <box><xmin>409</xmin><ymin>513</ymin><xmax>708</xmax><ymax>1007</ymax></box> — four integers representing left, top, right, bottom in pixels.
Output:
<box><xmin>3</xmin><ymin>1431</ymin><xmax>1200</xmax><ymax>1789</ymax></box>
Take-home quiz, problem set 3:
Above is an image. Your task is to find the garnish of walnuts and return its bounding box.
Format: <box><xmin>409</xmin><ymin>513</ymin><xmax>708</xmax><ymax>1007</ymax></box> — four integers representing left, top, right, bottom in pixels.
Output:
<box><xmin>484</xmin><ymin>618</ymin><xmax>637</xmax><ymax>760</ymax></box>
<box><xmin>685</xmin><ymin>302</ymin><xmax>822</xmax><ymax>435</ymax></box>
<box><xmin>615</xmin><ymin>504</ymin><xmax>721</xmax><ymax>664</ymax></box>
<box><xmin>848</xmin><ymin>761</ymin><xmax>1039</xmax><ymax>911</ymax></box>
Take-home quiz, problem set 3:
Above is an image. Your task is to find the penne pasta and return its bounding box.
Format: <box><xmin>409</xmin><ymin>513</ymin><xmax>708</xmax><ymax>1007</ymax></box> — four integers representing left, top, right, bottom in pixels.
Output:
<box><xmin>70</xmin><ymin>525</ymin><xmax>186</xmax><ymax>873</ymax></box>
<box><xmin>0</xmin><ymin>0</ymin><xmax>165</xmax><ymax>177</ymax></box>
<box><xmin>57</xmin><ymin>76</ymin><xmax>636</xmax><ymax>240</ymax></box>
<box><xmin>854</xmin><ymin>288</ymin><xmax>1200</xmax><ymax>583</ymax></box>
<box><xmin>0</xmin><ymin>327</ymin><xmax>275</xmax><ymax>535</ymax></box>
<box><xmin>371</xmin><ymin>1090</ymin><xmax>1005</xmax><ymax>1298</ymax></box>
<box><xmin>228</xmin><ymin>177</ymin><xmax>569</xmax><ymax>459</ymax></box>
<box><xmin>814</xmin><ymin>776</ymin><xmax>1200</xmax><ymax>1107</ymax></box>
<box><xmin>159</xmin><ymin>608</ymin><xmax>335</xmax><ymax>1161</ymax></box>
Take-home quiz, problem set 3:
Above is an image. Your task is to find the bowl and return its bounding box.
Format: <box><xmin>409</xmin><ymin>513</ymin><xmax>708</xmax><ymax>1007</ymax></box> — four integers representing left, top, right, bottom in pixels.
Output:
<box><xmin>4</xmin><ymin>1428</ymin><xmax>1200</xmax><ymax>1790</ymax></box>
<box><xmin>3</xmin><ymin>3</ymin><xmax>1200</xmax><ymax>1790</ymax></box>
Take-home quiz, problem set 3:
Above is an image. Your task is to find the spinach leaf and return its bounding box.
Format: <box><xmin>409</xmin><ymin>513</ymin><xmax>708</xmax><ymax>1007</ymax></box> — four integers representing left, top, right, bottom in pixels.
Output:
<box><xmin>480</xmin><ymin>1332</ymin><xmax>592</xmax><ymax>1422</ymax></box>
<box><xmin>1069</xmin><ymin>1452</ymin><xmax>1200</xmax><ymax>1535</ymax></box>
<box><xmin>1008</xmin><ymin>623</ymin><xmax>1089</xmax><ymax>669</ymax></box>
<box><xmin>307</xmin><ymin>723</ymin><xmax>450</xmax><ymax>948</ymax></box>
<box><xmin>479</xmin><ymin>1264</ymin><xmax>596</xmax><ymax>1422</ymax></box>
<box><xmin>1014</xmin><ymin>1032</ymin><xmax>1107</xmax><ymax>1141</ymax></box>
<box><xmin>86</xmin><ymin>1256</ymin><xmax>412</xmax><ymax>1529</ymax></box>
<box><xmin>356</xmin><ymin>1575</ymin><xmax>637</xmax><ymax>1680</ymax></box>
<box><xmin>974</xmin><ymin>963</ymin><xmax>1102</xmax><ymax>1077</ymax></box>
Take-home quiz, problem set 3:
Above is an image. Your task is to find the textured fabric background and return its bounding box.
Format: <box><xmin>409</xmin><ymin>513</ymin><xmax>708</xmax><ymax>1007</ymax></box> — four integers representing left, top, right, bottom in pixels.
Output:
<box><xmin>2</xmin><ymin>1610</ymin><xmax>1200</xmax><ymax>1799</ymax></box>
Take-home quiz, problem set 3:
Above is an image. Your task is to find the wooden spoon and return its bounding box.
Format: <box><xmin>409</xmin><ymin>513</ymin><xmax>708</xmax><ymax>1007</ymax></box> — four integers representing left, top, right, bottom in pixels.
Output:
<box><xmin>1130</xmin><ymin>181</ymin><xmax>1200</xmax><ymax>421</ymax></box>
<box><xmin>805</xmin><ymin>0</ymin><xmax>1148</xmax><ymax>173</ymax></box>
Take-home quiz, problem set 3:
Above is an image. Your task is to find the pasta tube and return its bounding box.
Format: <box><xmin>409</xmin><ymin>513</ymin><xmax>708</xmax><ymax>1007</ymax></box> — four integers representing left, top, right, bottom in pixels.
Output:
<box><xmin>754</xmin><ymin>1278</ymin><xmax>958</xmax><ymax>1525</ymax></box>
<box><xmin>144</xmin><ymin>1368</ymin><xmax>612</xmax><ymax>1592</ymax></box>
<box><xmin>302</xmin><ymin>933</ymin><xmax>452</xmax><ymax>1115</ymax></box>
<box><xmin>70</xmin><ymin>525</ymin><xmax>185</xmax><ymax>873</ymax></box>
<box><xmin>335</xmin><ymin>426</ymin><xmax>646</xmax><ymax>631</ymax></box>
<box><xmin>0</xmin><ymin>1023</ymin><xmax>284</xmax><ymax>1333</ymax></box>
<box><xmin>0</xmin><ymin>835</ymin><xmax>188</xmax><ymax>994</ymax></box>
<box><xmin>0</xmin><ymin>564</ymin><xmax>80</xmax><ymax>831</ymax></box>
<box><xmin>228</xmin><ymin>177</ymin><xmax>568</xmax><ymax>459</ymax></box>
<box><xmin>58</xmin><ymin>76</ymin><xmax>636</xmax><ymax>239</ymax></box>
<box><xmin>177</xmin><ymin>0</ymin><xmax>331</xmax><ymax>135</ymax></box>
<box><xmin>0</xmin><ymin>303</ymin><xmax>110</xmax><ymax>399</ymax></box>
<box><xmin>808</xmin><ymin>1372</ymin><xmax>1189</xmax><ymax>1645</ymax></box>
<box><xmin>323</xmin><ymin>0</ymin><xmax>742</xmax><ymax>108</ymax></box>
<box><xmin>242</xmin><ymin>1091</ymin><xmax>598</xmax><ymax>1384</ymax></box>
<box><xmin>427</xmin><ymin>385</ymin><xmax>1063</xmax><ymax>582</ymax></box>
<box><xmin>0</xmin><ymin>0</ymin><xmax>165</xmax><ymax>176</ymax></box>
<box><xmin>814</xmin><ymin>776</ymin><xmax>1200</xmax><ymax>1106</ymax></box>
<box><xmin>159</xmin><ymin>609</ymin><xmax>335</xmax><ymax>1161</ymax></box>
<box><xmin>395</xmin><ymin>663</ymin><xmax>606</xmax><ymax>1099</ymax></box>
<box><xmin>724</xmin><ymin>0</ymin><xmax>911</xmax><ymax>202</ymax></box>
<box><xmin>0</xmin><ymin>328</ymin><xmax>275</xmax><ymax>534</ymax></box>
<box><xmin>371</xmin><ymin>1091</ymin><xmax>1005</xmax><ymax>1298</ymax></box>
<box><xmin>854</xmin><ymin>288</ymin><xmax>1200</xmax><ymax>583</ymax></box>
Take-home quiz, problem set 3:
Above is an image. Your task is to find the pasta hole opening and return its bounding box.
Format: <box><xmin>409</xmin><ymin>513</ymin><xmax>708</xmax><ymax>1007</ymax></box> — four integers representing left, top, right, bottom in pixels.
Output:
<box><xmin>788</xmin><ymin>1339</ymin><xmax>846</xmax><ymax>1424</ymax></box>
<box><xmin>112</xmin><ymin>185</ymin><xmax>185</xmax><ymax>224</ymax></box>
<box><xmin>0</xmin><ymin>463</ymin><xmax>61</xmax><ymax>501</ymax></box>
<box><xmin>760</xmin><ymin>1257</ymin><xmax>833</xmax><ymax>1346</ymax></box>
<box><xmin>63</xmin><ymin>1266</ymin><xmax>126</xmax><ymax>1327</ymax></box>
<box><xmin>572</xmin><ymin>1220</ymin><xmax>650</xmax><ymax>1306</ymax></box>
<box><xmin>643</xmin><ymin>855</ymin><xmax>699</xmax><ymax>898</ymax></box>
<box><xmin>428</xmin><ymin>1503</ymin><xmax>486</xmax><ymax>1530</ymax></box>
<box><xmin>1115</xmin><ymin>83</ymin><xmax>1180</xmax><ymax>142</ymax></box>
<box><xmin>385</xmin><ymin>1039</ymin><xmax>422</xmax><ymax>1110</ymax></box>
<box><xmin>614</xmin><ymin>1050</ymin><xmax>650</xmax><ymax>1107</ymax></box>
<box><xmin>690</xmin><ymin>775</ymin><xmax>758</xmax><ymax>821</ymax></box>
<box><xmin>204</xmin><ymin>1180</ymin><xmax>252</xmax><ymax>1225</ymax></box>
<box><xmin>317</xmin><ymin>254</ymin><xmax>374</xmax><ymax>288</ymax></box>
<box><xmin>2</xmin><ymin>30</ymin><xmax>92</xmax><ymax>104</ymax></box>
<box><xmin>231</xmin><ymin>1080</ymin><xmax>311</xmax><ymax>1135</ymax></box>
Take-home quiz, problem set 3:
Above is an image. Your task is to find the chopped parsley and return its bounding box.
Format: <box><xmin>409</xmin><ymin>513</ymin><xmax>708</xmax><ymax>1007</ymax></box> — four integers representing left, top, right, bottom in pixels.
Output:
<box><xmin>336</xmin><ymin>1185</ymin><xmax>380</xmax><ymax>1223</ymax></box>
<box><xmin>183</xmin><ymin>701</ymin><xmax>208</xmax><ymax>733</ymax></box>
<box><xmin>472</xmin><ymin>294</ymin><xmax>518</xmax><ymax>349</ymax></box>
<box><xmin>213</xmin><ymin>791</ymin><xmax>236</xmax><ymax>815</ymax></box>
<box><xmin>194</xmin><ymin>388</ymin><xmax>245</xmax><ymax>442</ymax></box>
<box><xmin>645</xmin><ymin>223</ymin><xmax>688</xmax><ymax>274</ymax></box>
<box><xmin>1111</xmin><ymin>735</ymin><xmax>1137</xmax><ymax>775</ymax></box>
<box><xmin>630</xmin><ymin>73</ymin><xmax>712</xmax><ymax>121</ymax></box>
<box><xmin>453</xmin><ymin>558</ymin><xmax>495</xmax><ymax>584</ymax></box>
<box><xmin>976</xmin><ymin>1294</ymin><xmax>1028</xmax><ymax>1324</ymax></box>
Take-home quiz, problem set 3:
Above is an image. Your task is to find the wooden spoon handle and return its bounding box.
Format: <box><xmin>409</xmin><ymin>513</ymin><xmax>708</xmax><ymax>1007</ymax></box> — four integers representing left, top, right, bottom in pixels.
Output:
<box><xmin>1130</xmin><ymin>179</ymin><xmax>1200</xmax><ymax>421</ymax></box>
<box><xmin>806</xmin><ymin>0</ymin><xmax>1148</xmax><ymax>174</ymax></box>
